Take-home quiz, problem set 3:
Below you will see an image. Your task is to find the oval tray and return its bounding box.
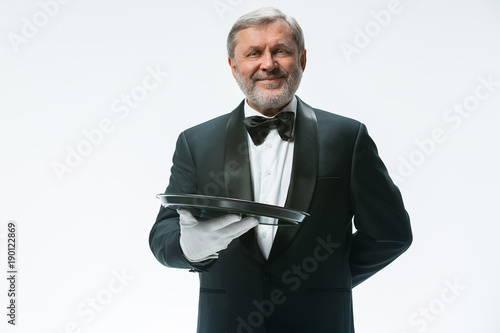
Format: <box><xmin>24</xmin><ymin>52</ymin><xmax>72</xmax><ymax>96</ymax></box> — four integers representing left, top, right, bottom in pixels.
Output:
<box><xmin>156</xmin><ymin>194</ymin><xmax>308</xmax><ymax>226</ymax></box>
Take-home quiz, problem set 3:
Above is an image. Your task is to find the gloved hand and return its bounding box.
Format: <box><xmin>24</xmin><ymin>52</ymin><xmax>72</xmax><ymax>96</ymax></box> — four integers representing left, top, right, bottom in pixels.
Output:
<box><xmin>178</xmin><ymin>208</ymin><xmax>259</xmax><ymax>262</ymax></box>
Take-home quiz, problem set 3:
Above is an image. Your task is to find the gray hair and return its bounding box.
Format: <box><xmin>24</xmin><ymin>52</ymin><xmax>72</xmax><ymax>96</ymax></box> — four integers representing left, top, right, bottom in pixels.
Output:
<box><xmin>227</xmin><ymin>7</ymin><xmax>305</xmax><ymax>60</ymax></box>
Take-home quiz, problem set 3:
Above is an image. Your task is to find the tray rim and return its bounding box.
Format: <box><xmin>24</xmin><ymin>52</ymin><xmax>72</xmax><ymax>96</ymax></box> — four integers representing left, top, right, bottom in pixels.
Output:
<box><xmin>156</xmin><ymin>193</ymin><xmax>309</xmax><ymax>225</ymax></box>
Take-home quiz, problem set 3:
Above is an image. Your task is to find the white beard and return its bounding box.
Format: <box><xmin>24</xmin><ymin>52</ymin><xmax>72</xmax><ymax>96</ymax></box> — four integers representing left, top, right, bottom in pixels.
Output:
<box><xmin>235</xmin><ymin>63</ymin><xmax>303</xmax><ymax>111</ymax></box>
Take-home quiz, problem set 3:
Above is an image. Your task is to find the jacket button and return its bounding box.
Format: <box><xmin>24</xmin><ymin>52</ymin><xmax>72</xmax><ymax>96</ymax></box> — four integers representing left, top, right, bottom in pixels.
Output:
<box><xmin>263</xmin><ymin>272</ymin><xmax>272</xmax><ymax>282</ymax></box>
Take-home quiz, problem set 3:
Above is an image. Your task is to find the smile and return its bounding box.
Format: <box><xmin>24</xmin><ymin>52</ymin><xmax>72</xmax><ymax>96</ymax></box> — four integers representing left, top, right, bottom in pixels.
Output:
<box><xmin>257</xmin><ymin>77</ymin><xmax>284</xmax><ymax>84</ymax></box>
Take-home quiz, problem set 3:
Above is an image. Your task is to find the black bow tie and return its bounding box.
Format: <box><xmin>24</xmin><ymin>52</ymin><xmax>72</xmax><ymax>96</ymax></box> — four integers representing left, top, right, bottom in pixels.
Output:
<box><xmin>243</xmin><ymin>111</ymin><xmax>295</xmax><ymax>146</ymax></box>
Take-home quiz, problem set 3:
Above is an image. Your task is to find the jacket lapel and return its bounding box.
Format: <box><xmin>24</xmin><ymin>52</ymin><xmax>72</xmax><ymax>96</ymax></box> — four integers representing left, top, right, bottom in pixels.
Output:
<box><xmin>224</xmin><ymin>101</ymin><xmax>266</xmax><ymax>264</ymax></box>
<box><xmin>268</xmin><ymin>96</ymin><xmax>319</xmax><ymax>263</ymax></box>
<box><xmin>224</xmin><ymin>101</ymin><xmax>253</xmax><ymax>201</ymax></box>
<box><xmin>224</xmin><ymin>97</ymin><xmax>319</xmax><ymax>265</ymax></box>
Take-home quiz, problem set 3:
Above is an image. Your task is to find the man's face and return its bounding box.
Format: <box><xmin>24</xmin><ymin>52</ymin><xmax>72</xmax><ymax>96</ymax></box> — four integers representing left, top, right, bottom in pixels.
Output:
<box><xmin>229</xmin><ymin>20</ymin><xmax>306</xmax><ymax>115</ymax></box>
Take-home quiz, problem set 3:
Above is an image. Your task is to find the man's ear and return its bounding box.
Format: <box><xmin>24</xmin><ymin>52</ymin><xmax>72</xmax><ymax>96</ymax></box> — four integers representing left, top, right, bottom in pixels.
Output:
<box><xmin>300</xmin><ymin>49</ymin><xmax>307</xmax><ymax>71</ymax></box>
<box><xmin>228</xmin><ymin>57</ymin><xmax>237</xmax><ymax>79</ymax></box>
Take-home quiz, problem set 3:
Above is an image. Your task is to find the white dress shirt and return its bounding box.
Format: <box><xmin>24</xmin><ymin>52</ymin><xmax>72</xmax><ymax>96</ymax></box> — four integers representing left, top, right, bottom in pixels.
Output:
<box><xmin>244</xmin><ymin>96</ymin><xmax>297</xmax><ymax>259</ymax></box>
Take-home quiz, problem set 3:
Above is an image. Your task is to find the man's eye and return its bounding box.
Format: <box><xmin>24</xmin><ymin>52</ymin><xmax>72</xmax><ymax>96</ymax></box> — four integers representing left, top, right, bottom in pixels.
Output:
<box><xmin>249</xmin><ymin>52</ymin><xmax>259</xmax><ymax>57</ymax></box>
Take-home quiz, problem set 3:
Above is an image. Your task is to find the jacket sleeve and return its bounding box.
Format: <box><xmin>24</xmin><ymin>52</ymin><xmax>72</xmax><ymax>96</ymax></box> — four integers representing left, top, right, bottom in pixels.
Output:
<box><xmin>149</xmin><ymin>131</ymin><xmax>212</xmax><ymax>271</ymax></box>
<box><xmin>349</xmin><ymin>123</ymin><xmax>412</xmax><ymax>287</ymax></box>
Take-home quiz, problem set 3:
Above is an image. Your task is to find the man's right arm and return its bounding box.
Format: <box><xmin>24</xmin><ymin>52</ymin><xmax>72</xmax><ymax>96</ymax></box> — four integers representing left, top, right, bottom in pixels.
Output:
<box><xmin>149</xmin><ymin>131</ymin><xmax>258</xmax><ymax>270</ymax></box>
<box><xmin>149</xmin><ymin>131</ymin><xmax>201</xmax><ymax>270</ymax></box>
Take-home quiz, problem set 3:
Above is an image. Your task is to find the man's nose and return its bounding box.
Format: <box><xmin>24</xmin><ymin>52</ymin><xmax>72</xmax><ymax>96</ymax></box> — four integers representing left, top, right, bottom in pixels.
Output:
<box><xmin>260</xmin><ymin>51</ymin><xmax>277</xmax><ymax>71</ymax></box>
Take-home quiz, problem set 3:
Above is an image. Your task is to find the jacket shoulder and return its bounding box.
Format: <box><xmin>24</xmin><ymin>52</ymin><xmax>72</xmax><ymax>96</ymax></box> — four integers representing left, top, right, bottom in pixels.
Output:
<box><xmin>312</xmin><ymin>107</ymin><xmax>362</xmax><ymax>135</ymax></box>
<box><xmin>182</xmin><ymin>112</ymin><xmax>232</xmax><ymax>143</ymax></box>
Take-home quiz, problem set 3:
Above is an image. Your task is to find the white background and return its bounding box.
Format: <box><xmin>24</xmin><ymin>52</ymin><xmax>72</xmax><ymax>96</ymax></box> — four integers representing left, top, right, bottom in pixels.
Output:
<box><xmin>1</xmin><ymin>0</ymin><xmax>499</xmax><ymax>332</ymax></box>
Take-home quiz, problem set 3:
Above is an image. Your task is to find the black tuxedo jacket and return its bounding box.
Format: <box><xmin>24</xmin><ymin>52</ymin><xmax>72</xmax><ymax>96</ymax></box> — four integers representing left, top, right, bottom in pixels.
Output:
<box><xmin>149</xmin><ymin>97</ymin><xmax>412</xmax><ymax>333</ymax></box>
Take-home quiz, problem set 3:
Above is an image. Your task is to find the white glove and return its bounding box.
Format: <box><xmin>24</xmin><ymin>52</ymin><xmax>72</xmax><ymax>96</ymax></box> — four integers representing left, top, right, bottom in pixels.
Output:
<box><xmin>178</xmin><ymin>208</ymin><xmax>259</xmax><ymax>262</ymax></box>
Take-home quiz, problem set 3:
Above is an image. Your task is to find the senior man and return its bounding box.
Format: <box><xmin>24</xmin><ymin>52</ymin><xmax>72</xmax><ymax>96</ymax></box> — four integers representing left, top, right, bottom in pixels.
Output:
<box><xmin>149</xmin><ymin>7</ymin><xmax>412</xmax><ymax>333</ymax></box>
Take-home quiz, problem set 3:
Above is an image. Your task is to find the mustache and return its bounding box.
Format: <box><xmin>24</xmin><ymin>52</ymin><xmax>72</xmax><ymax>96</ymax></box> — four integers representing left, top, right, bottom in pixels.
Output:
<box><xmin>252</xmin><ymin>69</ymin><xmax>289</xmax><ymax>81</ymax></box>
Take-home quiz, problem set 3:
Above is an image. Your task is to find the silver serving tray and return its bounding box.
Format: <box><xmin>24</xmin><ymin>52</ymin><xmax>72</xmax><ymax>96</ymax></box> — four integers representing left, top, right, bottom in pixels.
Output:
<box><xmin>157</xmin><ymin>194</ymin><xmax>308</xmax><ymax>226</ymax></box>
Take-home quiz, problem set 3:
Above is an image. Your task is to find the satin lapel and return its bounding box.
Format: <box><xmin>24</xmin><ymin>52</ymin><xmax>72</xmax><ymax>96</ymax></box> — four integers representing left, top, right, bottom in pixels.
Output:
<box><xmin>224</xmin><ymin>100</ymin><xmax>265</xmax><ymax>264</ymax></box>
<box><xmin>268</xmin><ymin>96</ymin><xmax>319</xmax><ymax>264</ymax></box>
